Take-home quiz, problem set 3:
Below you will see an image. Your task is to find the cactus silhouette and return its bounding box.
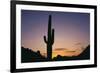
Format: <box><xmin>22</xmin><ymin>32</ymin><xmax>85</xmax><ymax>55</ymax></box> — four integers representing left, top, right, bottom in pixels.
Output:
<box><xmin>44</xmin><ymin>15</ymin><xmax>55</xmax><ymax>60</ymax></box>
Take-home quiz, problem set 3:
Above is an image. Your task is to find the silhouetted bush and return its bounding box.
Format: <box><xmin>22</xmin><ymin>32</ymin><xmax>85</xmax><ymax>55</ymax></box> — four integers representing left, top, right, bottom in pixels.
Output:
<box><xmin>21</xmin><ymin>47</ymin><xmax>46</xmax><ymax>63</ymax></box>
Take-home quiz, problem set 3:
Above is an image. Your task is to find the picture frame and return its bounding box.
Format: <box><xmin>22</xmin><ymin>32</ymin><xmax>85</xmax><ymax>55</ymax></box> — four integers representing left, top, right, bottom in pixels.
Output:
<box><xmin>10</xmin><ymin>0</ymin><xmax>97</xmax><ymax>72</ymax></box>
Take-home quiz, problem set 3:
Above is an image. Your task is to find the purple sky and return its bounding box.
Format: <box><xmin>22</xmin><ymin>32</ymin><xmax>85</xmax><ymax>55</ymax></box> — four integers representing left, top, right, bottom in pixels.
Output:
<box><xmin>21</xmin><ymin>10</ymin><xmax>90</xmax><ymax>54</ymax></box>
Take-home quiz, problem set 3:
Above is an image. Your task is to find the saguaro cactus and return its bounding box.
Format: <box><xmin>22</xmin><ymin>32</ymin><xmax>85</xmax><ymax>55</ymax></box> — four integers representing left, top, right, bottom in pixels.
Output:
<box><xmin>44</xmin><ymin>15</ymin><xmax>55</xmax><ymax>60</ymax></box>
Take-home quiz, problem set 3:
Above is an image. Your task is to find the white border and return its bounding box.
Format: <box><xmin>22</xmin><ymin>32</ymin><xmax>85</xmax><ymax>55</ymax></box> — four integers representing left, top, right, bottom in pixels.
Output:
<box><xmin>16</xmin><ymin>4</ymin><xmax>95</xmax><ymax>69</ymax></box>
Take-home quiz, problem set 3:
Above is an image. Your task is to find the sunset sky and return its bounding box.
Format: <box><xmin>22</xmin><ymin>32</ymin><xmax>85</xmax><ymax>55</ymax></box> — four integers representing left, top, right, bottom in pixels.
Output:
<box><xmin>21</xmin><ymin>10</ymin><xmax>90</xmax><ymax>57</ymax></box>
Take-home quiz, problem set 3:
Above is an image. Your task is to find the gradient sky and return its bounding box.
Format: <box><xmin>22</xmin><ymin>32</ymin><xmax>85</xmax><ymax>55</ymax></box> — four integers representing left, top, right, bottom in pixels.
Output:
<box><xmin>21</xmin><ymin>10</ymin><xmax>90</xmax><ymax>57</ymax></box>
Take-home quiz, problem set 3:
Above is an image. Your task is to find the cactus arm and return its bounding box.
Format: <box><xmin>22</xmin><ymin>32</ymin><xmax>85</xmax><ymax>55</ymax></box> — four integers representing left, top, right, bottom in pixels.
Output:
<box><xmin>44</xmin><ymin>36</ymin><xmax>47</xmax><ymax>43</ymax></box>
<box><xmin>51</xmin><ymin>29</ymin><xmax>54</xmax><ymax>44</ymax></box>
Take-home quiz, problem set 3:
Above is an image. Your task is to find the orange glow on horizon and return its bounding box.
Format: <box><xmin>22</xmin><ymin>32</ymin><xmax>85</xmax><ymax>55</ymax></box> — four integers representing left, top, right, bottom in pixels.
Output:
<box><xmin>32</xmin><ymin>47</ymin><xmax>84</xmax><ymax>58</ymax></box>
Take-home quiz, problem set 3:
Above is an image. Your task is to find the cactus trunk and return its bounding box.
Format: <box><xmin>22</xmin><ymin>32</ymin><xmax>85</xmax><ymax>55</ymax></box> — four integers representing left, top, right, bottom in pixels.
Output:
<box><xmin>44</xmin><ymin>15</ymin><xmax>55</xmax><ymax>60</ymax></box>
